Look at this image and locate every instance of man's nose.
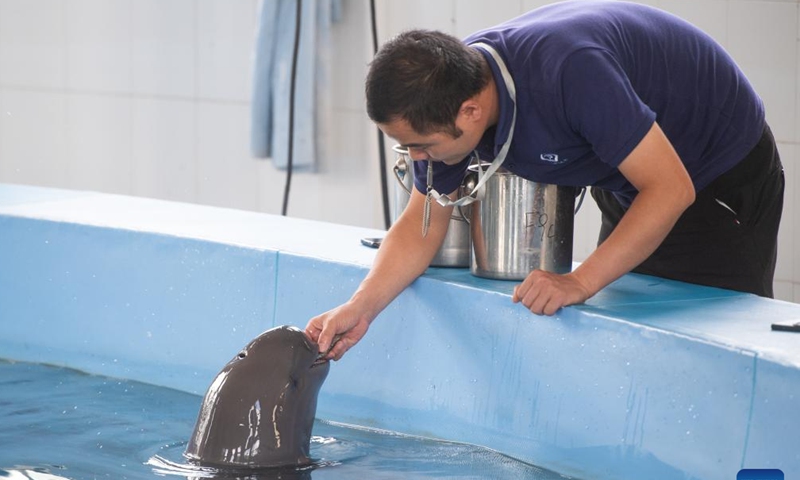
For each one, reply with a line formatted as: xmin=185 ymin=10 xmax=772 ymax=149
xmin=408 ymin=147 xmax=429 ymax=161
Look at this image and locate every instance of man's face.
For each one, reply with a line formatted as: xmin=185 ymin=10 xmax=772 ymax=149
xmin=378 ymin=116 xmax=482 ymax=166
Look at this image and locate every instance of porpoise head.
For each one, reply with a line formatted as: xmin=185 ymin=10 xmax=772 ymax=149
xmin=184 ymin=325 xmax=330 ymax=470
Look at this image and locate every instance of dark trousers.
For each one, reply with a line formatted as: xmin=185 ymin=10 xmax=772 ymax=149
xmin=591 ymin=124 xmax=784 ymax=298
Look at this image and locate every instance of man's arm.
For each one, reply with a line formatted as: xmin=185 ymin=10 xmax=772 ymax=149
xmin=306 ymin=187 xmax=454 ymax=360
xmin=512 ymin=121 xmax=695 ymax=314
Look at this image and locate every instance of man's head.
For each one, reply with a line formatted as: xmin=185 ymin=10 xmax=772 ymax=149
xmin=366 ymin=29 xmax=490 ymax=138
xmin=366 ymin=30 xmax=493 ymax=164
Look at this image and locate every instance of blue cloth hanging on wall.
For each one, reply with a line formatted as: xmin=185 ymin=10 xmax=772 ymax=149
xmin=250 ymin=0 xmax=341 ymax=171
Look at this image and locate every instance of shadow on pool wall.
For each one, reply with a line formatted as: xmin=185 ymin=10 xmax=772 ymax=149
xmin=0 ymin=183 xmax=798 ymax=480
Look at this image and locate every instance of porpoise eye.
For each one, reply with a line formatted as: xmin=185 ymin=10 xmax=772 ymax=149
xmin=237 ymin=352 xmax=247 ymax=359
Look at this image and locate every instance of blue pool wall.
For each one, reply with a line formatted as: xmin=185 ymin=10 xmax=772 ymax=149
xmin=0 ymin=183 xmax=798 ymax=480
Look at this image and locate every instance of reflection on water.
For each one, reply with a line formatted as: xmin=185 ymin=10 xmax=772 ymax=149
xmin=147 ymin=453 xmax=318 ymax=480
xmin=0 ymin=466 xmax=71 ymax=480
xmin=145 ymin=425 xmax=572 ymax=480
xmin=0 ymin=360 xmax=575 ymax=480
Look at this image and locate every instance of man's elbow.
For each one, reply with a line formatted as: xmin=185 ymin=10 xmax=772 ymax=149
xmin=679 ymin=180 xmax=696 ymax=211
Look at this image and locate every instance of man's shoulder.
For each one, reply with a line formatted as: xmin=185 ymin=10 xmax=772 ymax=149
xmin=464 ymin=1 xmax=681 ymax=52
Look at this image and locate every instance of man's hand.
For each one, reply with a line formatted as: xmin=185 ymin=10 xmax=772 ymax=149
xmin=305 ymin=302 xmax=372 ymax=361
xmin=305 ymin=188 xmax=454 ymax=361
xmin=513 ymin=122 xmax=695 ymax=316
xmin=512 ymin=270 xmax=591 ymax=315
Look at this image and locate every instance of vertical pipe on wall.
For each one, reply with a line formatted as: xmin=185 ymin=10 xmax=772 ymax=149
xmin=370 ymin=0 xmax=391 ymax=230
xmin=281 ymin=0 xmax=303 ymax=216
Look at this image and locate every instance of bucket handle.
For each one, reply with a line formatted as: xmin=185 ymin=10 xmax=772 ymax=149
xmin=454 ymin=204 xmax=470 ymax=224
xmin=393 ymin=157 xmax=412 ymax=195
xmin=392 ymin=152 xmax=470 ymax=224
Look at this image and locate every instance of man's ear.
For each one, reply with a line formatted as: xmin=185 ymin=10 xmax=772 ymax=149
xmin=459 ymin=99 xmax=482 ymax=123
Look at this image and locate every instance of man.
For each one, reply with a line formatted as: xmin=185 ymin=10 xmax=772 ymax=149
xmin=306 ymin=1 xmax=784 ymax=361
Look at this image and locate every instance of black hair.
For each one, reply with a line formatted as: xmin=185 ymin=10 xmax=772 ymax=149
xmin=365 ymin=29 xmax=490 ymax=136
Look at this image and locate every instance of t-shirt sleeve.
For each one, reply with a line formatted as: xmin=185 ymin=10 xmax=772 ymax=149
xmin=560 ymin=48 xmax=656 ymax=167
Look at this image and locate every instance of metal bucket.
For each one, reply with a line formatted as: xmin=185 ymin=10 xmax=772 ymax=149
xmin=469 ymin=165 xmax=580 ymax=280
xmin=392 ymin=146 xmax=472 ymax=267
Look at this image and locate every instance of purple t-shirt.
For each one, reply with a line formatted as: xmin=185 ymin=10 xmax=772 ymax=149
xmin=414 ymin=1 xmax=765 ymax=206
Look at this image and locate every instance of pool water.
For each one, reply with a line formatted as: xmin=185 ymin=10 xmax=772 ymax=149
xmin=0 ymin=360 xmax=576 ymax=479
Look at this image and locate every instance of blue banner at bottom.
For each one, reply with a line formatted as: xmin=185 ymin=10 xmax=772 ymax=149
xmin=737 ymin=469 xmax=784 ymax=480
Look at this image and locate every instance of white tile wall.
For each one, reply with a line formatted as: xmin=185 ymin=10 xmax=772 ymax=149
xmin=573 ymin=190 xmax=604 ymax=263
xmin=66 ymin=0 xmax=133 ymax=94
xmin=454 ymin=0 xmax=526 ymax=38
xmin=657 ymin=0 xmax=729 ymax=45
xmin=728 ymin=1 xmax=798 ymax=144
xmin=254 ymin=110 xmax=383 ymax=227
xmin=522 ymin=0 xmax=568 ymax=13
xmin=131 ymin=98 xmax=196 ymax=203
xmin=195 ymin=101 xmax=258 ymax=211
xmin=775 ymin=280 xmax=794 ymax=300
xmin=791 ymin=29 xmax=799 ymax=303
xmin=252 ymin=158 xmax=286 ymax=217
xmin=0 ymin=89 xmax=68 ymax=187
xmin=131 ymin=0 xmax=196 ymax=98
xmin=0 ymin=91 xmax=3 ymax=171
xmin=377 ymin=0 xmax=456 ymax=38
xmin=796 ymin=4 xmax=800 ymax=146
xmin=0 ymin=0 xmax=66 ymax=89
xmin=65 ymin=93 xmax=133 ymax=194
xmin=329 ymin=1 xmax=372 ymax=112
xmin=319 ymin=109 xmax=382 ymax=224
xmin=195 ymin=0 xmax=258 ymax=102
xmin=0 ymin=0 xmax=797 ymax=301
xmin=791 ymin=143 xmax=800 ymax=299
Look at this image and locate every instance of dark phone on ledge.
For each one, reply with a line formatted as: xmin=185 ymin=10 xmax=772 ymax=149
xmin=360 ymin=237 xmax=382 ymax=249
xmin=771 ymin=320 xmax=800 ymax=333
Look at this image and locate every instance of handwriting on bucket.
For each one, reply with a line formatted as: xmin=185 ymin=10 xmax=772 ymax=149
xmin=525 ymin=211 xmax=556 ymax=242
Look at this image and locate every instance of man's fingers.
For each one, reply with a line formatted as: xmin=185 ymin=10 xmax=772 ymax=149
xmin=513 ymin=282 xmax=532 ymax=303
xmin=330 ymin=337 xmax=350 ymax=361
xmin=319 ymin=319 xmax=347 ymax=356
xmin=529 ymin=293 xmax=549 ymax=316
xmin=519 ymin=283 xmax=541 ymax=313
xmin=304 ymin=324 xmax=320 ymax=342
xmin=544 ymin=302 xmax=562 ymax=316
xmin=317 ymin=336 xmax=331 ymax=357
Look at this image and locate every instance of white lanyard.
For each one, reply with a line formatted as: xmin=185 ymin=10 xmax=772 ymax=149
xmin=429 ymin=42 xmax=517 ymax=208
